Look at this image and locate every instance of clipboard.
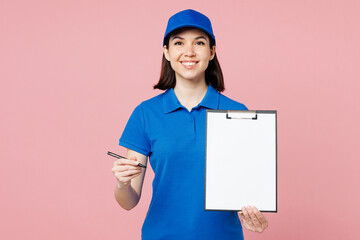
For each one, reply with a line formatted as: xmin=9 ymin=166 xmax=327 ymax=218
xmin=205 ymin=110 xmax=277 ymax=212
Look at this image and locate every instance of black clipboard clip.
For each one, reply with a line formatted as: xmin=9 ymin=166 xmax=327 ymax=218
xmin=226 ymin=110 xmax=257 ymax=120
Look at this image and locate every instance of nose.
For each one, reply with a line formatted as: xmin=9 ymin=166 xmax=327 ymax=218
xmin=184 ymin=44 xmax=195 ymax=57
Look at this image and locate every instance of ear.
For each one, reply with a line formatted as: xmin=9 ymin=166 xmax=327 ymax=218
xmin=210 ymin=45 xmax=216 ymax=61
xmin=163 ymin=46 xmax=170 ymax=61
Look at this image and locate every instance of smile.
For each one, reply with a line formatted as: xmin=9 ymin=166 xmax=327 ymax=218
xmin=180 ymin=61 xmax=198 ymax=69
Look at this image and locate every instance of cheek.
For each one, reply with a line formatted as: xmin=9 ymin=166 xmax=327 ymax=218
xmin=170 ymin=53 xmax=183 ymax=67
xmin=200 ymin=53 xmax=211 ymax=65
xmin=168 ymin=56 xmax=180 ymax=70
xmin=169 ymin=61 xmax=177 ymax=71
xmin=199 ymin=50 xmax=212 ymax=60
xmin=202 ymin=61 xmax=210 ymax=70
xmin=167 ymin=47 xmax=179 ymax=56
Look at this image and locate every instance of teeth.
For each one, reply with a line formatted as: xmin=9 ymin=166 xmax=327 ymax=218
xmin=182 ymin=62 xmax=196 ymax=66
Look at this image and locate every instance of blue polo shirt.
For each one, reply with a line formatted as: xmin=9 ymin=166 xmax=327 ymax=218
xmin=119 ymin=85 xmax=248 ymax=240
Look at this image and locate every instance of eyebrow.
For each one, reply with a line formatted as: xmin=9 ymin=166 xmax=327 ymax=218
xmin=170 ymin=36 xmax=208 ymax=42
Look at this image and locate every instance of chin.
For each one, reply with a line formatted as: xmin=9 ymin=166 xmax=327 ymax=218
xmin=181 ymin=76 xmax=204 ymax=82
xmin=176 ymin=72 xmax=205 ymax=82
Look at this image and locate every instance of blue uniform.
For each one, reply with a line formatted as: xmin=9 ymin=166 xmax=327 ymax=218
xmin=119 ymin=85 xmax=248 ymax=240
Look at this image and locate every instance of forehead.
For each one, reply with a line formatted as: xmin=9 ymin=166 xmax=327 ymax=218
xmin=170 ymin=28 xmax=209 ymax=40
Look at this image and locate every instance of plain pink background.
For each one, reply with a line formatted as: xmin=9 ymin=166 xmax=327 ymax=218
xmin=1 ymin=0 xmax=359 ymax=239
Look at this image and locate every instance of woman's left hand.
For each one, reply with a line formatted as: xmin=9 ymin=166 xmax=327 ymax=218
xmin=239 ymin=206 xmax=268 ymax=233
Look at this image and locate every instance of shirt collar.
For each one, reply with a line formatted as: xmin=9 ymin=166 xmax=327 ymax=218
xmin=163 ymin=88 xmax=183 ymax=114
xmin=163 ymin=85 xmax=220 ymax=114
xmin=198 ymin=85 xmax=220 ymax=110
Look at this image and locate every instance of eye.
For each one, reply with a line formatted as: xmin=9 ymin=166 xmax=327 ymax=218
xmin=174 ymin=41 xmax=183 ymax=46
xmin=196 ymin=41 xmax=205 ymax=45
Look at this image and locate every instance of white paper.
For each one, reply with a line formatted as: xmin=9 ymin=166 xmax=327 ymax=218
xmin=205 ymin=110 xmax=277 ymax=212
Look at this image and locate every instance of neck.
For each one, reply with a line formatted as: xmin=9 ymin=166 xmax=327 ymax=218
xmin=173 ymin=79 xmax=208 ymax=111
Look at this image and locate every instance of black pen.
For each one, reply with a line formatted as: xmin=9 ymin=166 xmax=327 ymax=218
xmin=107 ymin=151 xmax=147 ymax=168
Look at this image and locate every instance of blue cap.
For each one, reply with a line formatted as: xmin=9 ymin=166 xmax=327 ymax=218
xmin=163 ymin=9 xmax=216 ymax=46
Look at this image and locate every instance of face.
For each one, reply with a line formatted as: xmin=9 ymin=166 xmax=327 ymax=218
xmin=164 ymin=28 xmax=216 ymax=83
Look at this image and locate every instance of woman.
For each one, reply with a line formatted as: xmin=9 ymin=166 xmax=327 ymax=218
xmin=112 ymin=9 xmax=268 ymax=239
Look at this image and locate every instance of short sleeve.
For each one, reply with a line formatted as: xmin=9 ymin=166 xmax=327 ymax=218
xmin=119 ymin=104 xmax=151 ymax=156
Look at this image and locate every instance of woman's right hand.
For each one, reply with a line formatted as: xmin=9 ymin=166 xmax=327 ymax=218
xmin=112 ymin=156 xmax=142 ymax=189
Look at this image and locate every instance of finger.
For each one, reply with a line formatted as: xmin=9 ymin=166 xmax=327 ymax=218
xmin=114 ymin=170 xmax=142 ymax=182
xmin=241 ymin=207 xmax=255 ymax=232
xmin=241 ymin=207 xmax=252 ymax=223
xmin=248 ymin=206 xmax=263 ymax=232
xmin=115 ymin=171 xmax=142 ymax=183
xmin=241 ymin=218 xmax=253 ymax=231
xmin=112 ymin=165 xmax=141 ymax=172
xmin=125 ymin=171 xmax=142 ymax=179
xmin=114 ymin=158 xmax=141 ymax=166
xmin=112 ymin=164 xmax=141 ymax=171
xmin=239 ymin=211 xmax=252 ymax=231
xmin=252 ymin=206 xmax=268 ymax=230
xmin=253 ymin=206 xmax=268 ymax=229
xmin=120 ymin=169 xmax=142 ymax=177
xmin=116 ymin=174 xmax=140 ymax=184
xmin=112 ymin=168 xmax=142 ymax=178
xmin=128 ymin=156 xmax=146 ymax=168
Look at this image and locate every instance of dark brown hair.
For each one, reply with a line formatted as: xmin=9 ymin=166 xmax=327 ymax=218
xmin=153 ymin=28 xmax=225 ymax=92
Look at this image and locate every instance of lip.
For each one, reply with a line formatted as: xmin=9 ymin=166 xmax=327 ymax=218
xmin=180 ymin=61 xmax=199 ymax=63
xmin=180 ymin=61 xmax=199 ymax=69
